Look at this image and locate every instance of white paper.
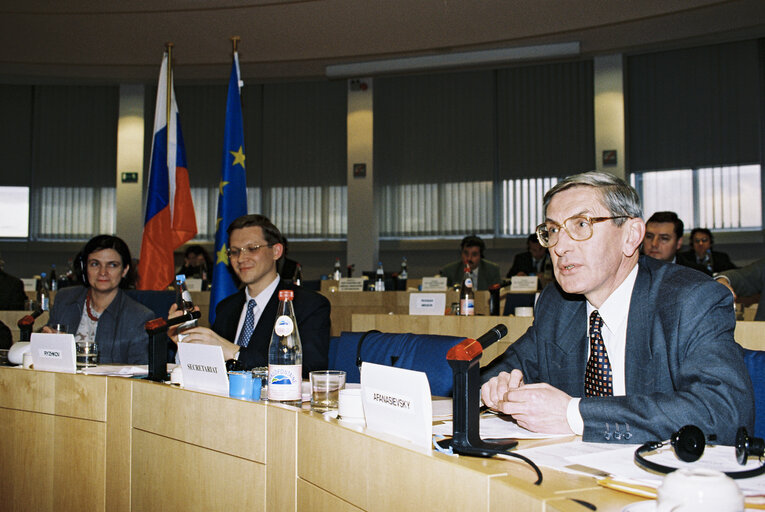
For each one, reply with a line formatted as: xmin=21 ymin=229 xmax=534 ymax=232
xmin=361 ymin=362 xmax=433 ymax=449
xmin=510 ymin=275 xmax=538 ymax=292
xmin=22 ymin=278 xmax=37 ymax=292
xmin=433 ymin=413 xmax=571 ymax=439
xmin=30 ymin=333 xmax=76 ymax=373
xmin=421 ymin=277 xmax=448 ymax=291
xmin=185 ymin=278 xmax=203 ymax=291
xmin=177 ymin=343 xmax=229 ymax=395
xmin=408 ymin=293 xmax=446 ymax=316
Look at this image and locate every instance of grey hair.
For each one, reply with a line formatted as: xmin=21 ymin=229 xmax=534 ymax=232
xmin=543 ymin=171 xmax=643 ymax=226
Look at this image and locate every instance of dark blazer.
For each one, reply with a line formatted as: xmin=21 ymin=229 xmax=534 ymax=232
xmin=0 ymin=269 xmax=27 ymax=310
xmin=483 ymin=255 xmax=754 ymax=444
xmin=212 ymin=280 xmax=331 ymax=375
xmin=720 ymin=258 xmax=765 ymax=321
xmin=506 ymin=252 xmax=551 ymax=278
xmin=47 ymin=286 xmax=154 ymax=364
xmin=439 ymin=259 xmax=501 ymax=291
xmin=677 ymin=249 xmax=736 ymax=276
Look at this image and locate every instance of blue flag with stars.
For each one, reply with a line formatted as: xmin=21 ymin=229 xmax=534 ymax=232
xmin=210 ymin=52 xmax=248 ymax=325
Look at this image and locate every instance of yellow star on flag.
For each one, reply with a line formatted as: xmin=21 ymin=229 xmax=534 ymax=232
xmin=217 ymin=244 xmax=229 ymax=266
xmin=230 ymin=146 xmax=246 ymax=169
xmin=218 ymin=180 xmax=229 ymax=196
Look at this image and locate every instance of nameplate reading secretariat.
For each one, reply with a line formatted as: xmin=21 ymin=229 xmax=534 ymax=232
xmin=409 ymin=293 xmax=446 ymax=316
xmin=361 ymin=362 xmax=432 ymax=449
xmin=338 ymin=277 xmax=365 ymax=292
xmin=177 ymin=343 xmax=229 ymax=396
xmin=30 ymin=333 xmax=76 ymax=373
xmin=421 ymin=277 xmax=448 ymax=292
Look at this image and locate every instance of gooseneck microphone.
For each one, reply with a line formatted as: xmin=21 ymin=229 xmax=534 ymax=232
xmin=475 ymin=324 xmax=509 ymax=350
xmin=18 ymin=308 xmax=45 ymax=341
xmin=144 ymin=310 xmax=202 ymax=382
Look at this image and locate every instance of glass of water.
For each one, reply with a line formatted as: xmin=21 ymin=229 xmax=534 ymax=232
xmin=76 ymin=340 xmax=98 ymax=368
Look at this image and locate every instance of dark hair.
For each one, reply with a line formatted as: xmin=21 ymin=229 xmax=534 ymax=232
xmin=184 ymin=244 xmax=207 ymax=258
xmin=79 ymin=235 xmax=132 ymax=288
xmin=690 ymin=227 xmax=713 ymax=245
xmin=460 ymin=235 xmax=486 ymax=258
xmin=646 ymin=211 xmax=683 ymax=240
xmin=227 ymin=214 xmax=285 ymax=248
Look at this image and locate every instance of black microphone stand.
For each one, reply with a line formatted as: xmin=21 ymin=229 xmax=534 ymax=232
xmin=143 ymin=310 xmax=201 ymax=382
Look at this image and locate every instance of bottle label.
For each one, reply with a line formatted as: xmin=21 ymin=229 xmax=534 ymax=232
xmin=464 ymin=278 xmax=473 ymax=288
xmin=460 ymin=298 xmax=474 ymax=316
xmin=268 ymin=364 xmax=302 ymax=401
xmin=274 ymin=315 xmax=294 ymax=336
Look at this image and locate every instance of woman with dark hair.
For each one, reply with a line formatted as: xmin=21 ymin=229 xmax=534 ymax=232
xmin=43 ymin=235 xmax=154 ymax=364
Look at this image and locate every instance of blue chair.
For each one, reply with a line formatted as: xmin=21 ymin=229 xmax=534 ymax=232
xmin=744 ymin=349 xmax=765 ymax=439
xmin=328 ymin=331 xmax=464 ymax=397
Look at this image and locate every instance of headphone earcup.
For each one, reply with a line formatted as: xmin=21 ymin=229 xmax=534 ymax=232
xmin=736 ymin=427 xmax=765 ymax=465
xmin=77 ymin=253 xmax=87 ymax=286
xmin=671 ymin=424 xmax=706 ymax=462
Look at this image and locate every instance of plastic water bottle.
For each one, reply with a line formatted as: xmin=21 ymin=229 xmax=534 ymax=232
xmin=332 ymin=258 xmax=342 ymax=281
xmin=49 ymin=264 xmax=58 ymax=291
xmin=267 ymin=290 xmax=303 ymax=405
xmin=399 ymin=257 xmax=408 ymax=281
xmin=38 ymin=272 xmax=50 ymax=311
xmin=459 ymin=265 xmax=475 ymax=316
xmin=375 ymin=262 xmax=385 ymax=291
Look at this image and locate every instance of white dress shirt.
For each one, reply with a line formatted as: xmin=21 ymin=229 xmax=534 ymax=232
xmin=234 ymin=274 xmax=281 ymax=344
xmin=566 ymin=264 xmax=638 ymax=434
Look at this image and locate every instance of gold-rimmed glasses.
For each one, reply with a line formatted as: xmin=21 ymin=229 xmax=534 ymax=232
xmin=226 ymin=243 xmax=274 ymax=259
xmin=536 ymin=215 xmax=629 ymax=248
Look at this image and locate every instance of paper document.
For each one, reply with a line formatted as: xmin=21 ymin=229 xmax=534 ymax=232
xmin=433 ymin=413 xmax=570 ymax=440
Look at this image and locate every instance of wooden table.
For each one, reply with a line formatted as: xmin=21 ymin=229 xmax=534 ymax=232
xmin=0 ymin=366 xmax=644 ymax=512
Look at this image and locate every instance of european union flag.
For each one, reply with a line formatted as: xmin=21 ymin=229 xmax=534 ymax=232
xmin=210 ymin=52 xmax=248 ymax=324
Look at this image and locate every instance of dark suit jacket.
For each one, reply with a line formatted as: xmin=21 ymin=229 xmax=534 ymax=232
xmin=0 ymin=270 xmax=27 ymax=310
xmin=677 ymin=249 xmax=736 ymax=276
xmin=483 ymin=255 xmax=754 ymax=444
xmin=720 ymin=258 xmax=765 ymax=321
xmin=212 ymin=281 xmax=330 ymax=375
xmin=439 ymin=259 xmax=501 ymax=291
xmin=507 ymin=252 xmax=551 ymax=278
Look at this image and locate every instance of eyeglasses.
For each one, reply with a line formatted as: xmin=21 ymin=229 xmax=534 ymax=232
xmin=226 ymin=243 xmax=274 ymax=259
xmin=87 ymin=260 xmax=123 ymax=271
xmin=536 ymin=215 xmax=630 ymax=248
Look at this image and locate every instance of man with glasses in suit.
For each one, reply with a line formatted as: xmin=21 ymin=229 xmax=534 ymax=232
xmin=481 ymin=171 xmax=753 ymax=444
xmin=169 ymin=214 xmax=330 ymax=376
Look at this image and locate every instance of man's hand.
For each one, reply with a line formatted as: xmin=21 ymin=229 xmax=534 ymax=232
xmin=715 ymin=277 xmax=737 ymax=300
xmin=40 ymin=325 xmax=55 ymax=334
xmin=481 ymin=370 xmax=524 ymax=409
xmin=177 ymin=326 xmax=240 ymax=361
xmin=496 ymin=383 xmax=573 ymax=434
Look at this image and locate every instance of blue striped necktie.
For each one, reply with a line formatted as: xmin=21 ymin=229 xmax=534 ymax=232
xmin=237 ymin=299 xmax=257 ymax=347
xmin=584 ymin=310 xmax=613 ymax=397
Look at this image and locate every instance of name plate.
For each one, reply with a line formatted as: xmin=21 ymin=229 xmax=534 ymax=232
xmin=421 ymin=276 xmax=448 ymax=291
xmin=361 ymin=362 xmax=432 ymax=449
xmin=177 ymin=343 xmax=229 ymax=395
xmin=30 ymin=333 xmax=76 ymax=373
xmin=511 ymin=275 xmax=538 ymax=292
xmin=185 ymin=278 xmax=203 ymax=291
xmin=408 ymin=293 xmax=446 ymax=316
xmin=22 ymin=278 xmax=37 ymax=292
xmin=338 ymin=277 xmax=365 ymax=292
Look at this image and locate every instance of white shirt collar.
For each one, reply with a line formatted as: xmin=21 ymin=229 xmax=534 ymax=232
xmin=586 ymin=264 xmax=639 ymax=334
xmin=245 ymin=274 xmax=281 ymax=310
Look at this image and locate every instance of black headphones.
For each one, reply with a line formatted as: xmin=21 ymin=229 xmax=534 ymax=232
xmin=634 ymin=425 xmax=765 ymax=479
xmin=76 ymin=251 xmax=88 ymax=286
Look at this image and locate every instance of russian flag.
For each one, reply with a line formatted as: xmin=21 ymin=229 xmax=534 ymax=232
xmin=209 ymin=51 xmax=248 ymax=323
xmin=138 ymin=51 xmax=197 ymax=290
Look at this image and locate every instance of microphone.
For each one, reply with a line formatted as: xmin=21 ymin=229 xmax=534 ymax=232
xmin=144 ymin=310 xmax=201 ymax=335
xmin=475 ymin=324 xmax=508 ymax=350
xmin=18 ymin=308 xmax=44 ymax=328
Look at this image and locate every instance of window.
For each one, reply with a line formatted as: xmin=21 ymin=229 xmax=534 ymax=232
xmin=500 ymin=177 xmax=559 ymax=236
xmin=32 ymin=187 xmax=115 ymax=241
xmin=0 ymin=186 xmax=30 ymax=238
xmin=631 ymin=164 xmax=761 ymax=230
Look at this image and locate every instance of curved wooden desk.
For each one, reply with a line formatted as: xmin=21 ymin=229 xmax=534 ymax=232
xmin=0 ymin=366 xmax=641 ymax=511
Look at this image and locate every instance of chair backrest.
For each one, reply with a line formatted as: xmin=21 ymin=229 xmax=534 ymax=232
xmin=124 ymin=290 xmax=176 ymax=320
xmin=744 ymin=349 xmax=765 ymax=439
xmin=329 ymin=331 xmax=464 ymax=397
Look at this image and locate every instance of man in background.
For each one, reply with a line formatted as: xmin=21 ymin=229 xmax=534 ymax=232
xmin=439 ymin=235 xmax=501 ymax=291
xmin=0 ymin=254 xmax=27 ymax=310
xmin=643 ymin=211 xmax=706 ymax=273
xmin=678 ymin=227 xmax=736 ymax=275
xmin=716 ymin=258 xmax=765 ymax=321
xmin=507 ymin=233 xmax=551 ymax=278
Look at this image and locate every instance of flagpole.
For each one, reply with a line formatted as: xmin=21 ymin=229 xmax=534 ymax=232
xmin=231 ymin=35 xmax=240 ymax=54
xmin=165 ymin=42 xmax=173 ymax=163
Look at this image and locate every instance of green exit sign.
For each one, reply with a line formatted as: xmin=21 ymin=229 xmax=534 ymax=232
xmin=121 ymin=172 xmax=138 ymax=183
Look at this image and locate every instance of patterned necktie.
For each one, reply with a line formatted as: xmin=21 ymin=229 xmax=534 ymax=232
xmin=237 ymin=299 xmax=257 ymax=348
xmin=584 ymin=310 xmax=613 ymax=397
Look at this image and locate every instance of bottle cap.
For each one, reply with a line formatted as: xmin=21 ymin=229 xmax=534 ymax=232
xmin=278 ymin=289 xmax=294 ymax=301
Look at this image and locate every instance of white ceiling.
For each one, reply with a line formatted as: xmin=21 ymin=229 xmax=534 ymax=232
xmin=1 ymin=0 xmax=764 ymax=83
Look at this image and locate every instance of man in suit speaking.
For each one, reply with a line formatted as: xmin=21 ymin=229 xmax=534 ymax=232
xmin=481 ymin=172 xmax=753 ymax=444
xmin=171 ymin=214 xmax=330 ymax=376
